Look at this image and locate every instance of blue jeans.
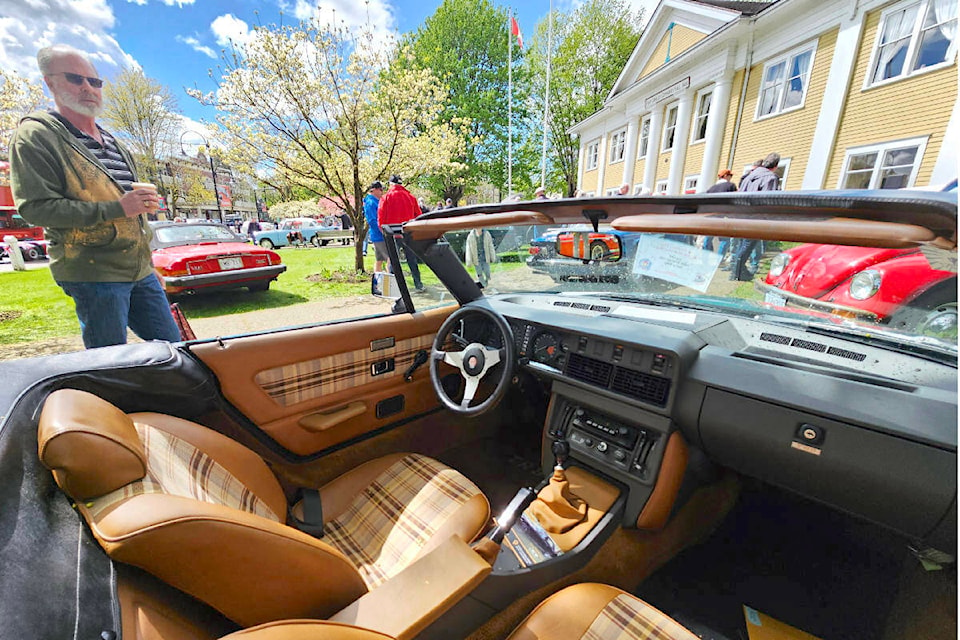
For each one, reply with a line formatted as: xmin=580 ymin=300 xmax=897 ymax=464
xmin=59 ymin=275 xmax=182 ymax=349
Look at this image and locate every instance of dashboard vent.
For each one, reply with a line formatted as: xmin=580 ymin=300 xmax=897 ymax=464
xmin=553 ymin=301 xmax=572 ymax=307
xmin=611 ymin=367 xmax=671 ymax=407
xmin=827 ymin=346 xmax=867 ymax=362
xmin=590 ymin=304 xmax=611 ymax=313
xmin=760 ymin=332 xmax=791 ymax=345
xmin=571 ymin=302 xmax=592 ymax=310
xmin=565 ymin=353 xmax=613 ymax=387
xmin=790 ymin=338 xmax=827 ymax=353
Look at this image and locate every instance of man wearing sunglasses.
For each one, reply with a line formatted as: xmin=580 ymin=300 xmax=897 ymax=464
xmin=8 ymin=44 xmax=181 ymax=349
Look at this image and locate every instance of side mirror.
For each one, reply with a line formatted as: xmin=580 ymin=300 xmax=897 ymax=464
xmin=371 ymin=271 xmax=402 ymax=299
xmin=555 ymin=231 xmax=622 ymax=262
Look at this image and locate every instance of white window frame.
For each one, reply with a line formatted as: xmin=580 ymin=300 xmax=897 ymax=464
xmin=609 ymin=129 xmax=627 ymax=164
xmin=638 ymin=116 xmax=651 ymax=159
xmin=633 ymin=183 xmax=650 ymax=195
xmin=754 ymin=42 xmax=818 ymax=121
xmin=661 ymin=103 xmax=679 ymax=152
xmin=683 ymin=175 xmax=700 ymax=193
xmin=586 ymin=140 xmax=599 ymax=170
xmin=690 ymin=88 xmax=713 ymax=144
xmin=654 ymin=179 xmax=668 ymax=194
xmin=837 ymin=138 xmax=928 ymax=190
xmin=605 ymin=187 xmax=621 ymax=196
xmin=865 ymin=0 xmax=958 ymax=89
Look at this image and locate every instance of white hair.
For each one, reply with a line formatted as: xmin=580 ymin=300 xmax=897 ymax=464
xmin=37 ymin=45 xmax=96 ymax=75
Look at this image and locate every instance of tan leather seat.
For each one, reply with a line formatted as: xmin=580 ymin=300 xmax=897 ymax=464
xmin=217 ymin=584 xmax=698 ymax=639
xmin=37 ymin=388 xmax=490 ymax=628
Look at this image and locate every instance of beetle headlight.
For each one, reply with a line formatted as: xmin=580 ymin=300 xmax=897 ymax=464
xmin=768 ymin=253 xmax=790 ymax=277
xmin=849 ymin=270 xmax=882 ymax=300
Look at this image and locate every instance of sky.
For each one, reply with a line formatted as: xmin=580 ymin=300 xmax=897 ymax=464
xmin=0 ymin=0 xmax=657 ymax=138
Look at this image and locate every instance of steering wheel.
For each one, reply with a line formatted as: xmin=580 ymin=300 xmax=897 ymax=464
xmin=430 ymin=305 xmax=516 ymax=416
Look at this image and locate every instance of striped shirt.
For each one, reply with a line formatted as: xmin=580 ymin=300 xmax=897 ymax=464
xmin=52 ymin=111 xmax=135 ymax=192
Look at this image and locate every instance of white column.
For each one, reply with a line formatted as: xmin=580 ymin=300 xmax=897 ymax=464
xmin=697 ymin=76 xmax=734 ymax=192
xmin=621 ymin=115 xmax=640 ymax=190
xmin=642 ymin=107 xmax=664 ymax=193
xmin=801 ymin=10 xmax=864 ymax=189
xmin=576 ymin=140 xmax=586 ymax=193
xmin=666 ymin=92 xmax=694 ymax=194
xmin=596 ymin=132 xmax=608 ymax=195
xmin=930 ymin=99 xmax=960 ymax=187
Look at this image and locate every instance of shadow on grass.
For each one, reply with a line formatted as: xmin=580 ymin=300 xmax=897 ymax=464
xmin=170 ymin=289 xmax=310 ymax=319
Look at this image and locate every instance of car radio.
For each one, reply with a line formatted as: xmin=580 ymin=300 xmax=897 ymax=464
xmin=558 ymin=405 xmax=660 ymax=479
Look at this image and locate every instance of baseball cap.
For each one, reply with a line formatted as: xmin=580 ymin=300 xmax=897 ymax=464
xmin=367 ymin=181 xmax=383 ymax=191
xmin=389 ymin=175 xmax=403 ymax=185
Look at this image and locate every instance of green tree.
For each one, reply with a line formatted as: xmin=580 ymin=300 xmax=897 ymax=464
xmin=524 ymin=0 xmax=645 ymax=196
xmin=0 ymin=70 xmax=48 ymax=160
xmin=191 ymin=18 xmax=467 ymax=271
xmin=101 ymin=68 xmax=182 ymax=204
xmin=400 ymin=0 xmax=529 ymax=204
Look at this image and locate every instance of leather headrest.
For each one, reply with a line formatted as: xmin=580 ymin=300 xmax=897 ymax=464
xmin=38 ymin=389 xmax=147 ymax=500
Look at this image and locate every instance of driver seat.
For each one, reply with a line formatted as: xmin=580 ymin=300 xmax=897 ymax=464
xmin=37 ymin=388 xmax=490 ymax=628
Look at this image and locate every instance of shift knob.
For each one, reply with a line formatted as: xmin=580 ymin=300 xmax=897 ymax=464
xmin=552 ymin=439 xmax=570 ymax=467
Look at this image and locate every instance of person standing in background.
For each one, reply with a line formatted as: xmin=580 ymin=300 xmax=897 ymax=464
xmin=731 ymin=153 xmax=781 ymax=281
xmin=377 ymin=175 xmax=424 ymax=292
xmin=9 ymin=44 xmax=180 ymax=349
xmin=363 ymin=181 xmax=386 ymax=272
xmin=703 ymin=169 xmax=738 ymax=255
xmin=465 ymin=228 xmax=496 ymax=288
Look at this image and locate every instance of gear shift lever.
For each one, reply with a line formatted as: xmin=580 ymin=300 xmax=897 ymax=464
xmin=552 ymin=439 xmax=570 ymax=468
xmin=530 ymin=437 xmax=588 ymax=533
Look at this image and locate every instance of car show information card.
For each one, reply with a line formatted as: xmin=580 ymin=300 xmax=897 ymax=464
xmin=632 ymin=235 xmax=722 ymax=293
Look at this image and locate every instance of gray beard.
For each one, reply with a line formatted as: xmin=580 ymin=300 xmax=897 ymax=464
xmin=58 ymin=92 xmax=102 ymax=118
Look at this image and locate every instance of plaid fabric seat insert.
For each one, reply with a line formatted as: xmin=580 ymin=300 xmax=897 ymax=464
xmin=583 ymin=594 xmax=698 ymax=640
xmin=322 ymin=454 xmax=483 ymax=589
xmin=87 ymin=424 xmax=281 ymax=522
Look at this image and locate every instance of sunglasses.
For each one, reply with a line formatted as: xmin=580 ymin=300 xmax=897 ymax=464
xmin=55 ymin=72 xmax=104 ymax=88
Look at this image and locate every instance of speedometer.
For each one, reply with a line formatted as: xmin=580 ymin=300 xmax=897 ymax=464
xmin=530 ymin=331 xmax=561 ymax=365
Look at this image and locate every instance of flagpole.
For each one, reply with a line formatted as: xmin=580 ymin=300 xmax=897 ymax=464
xmin=540 ymin=0 xmax=553 ymax=189
xmin=508 ymin=10 xmax=513 ymax=198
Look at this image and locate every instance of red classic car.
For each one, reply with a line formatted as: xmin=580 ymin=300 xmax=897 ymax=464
xmin=555 ymin=229 xmax=621 ymax=261
xmin=758 ymin=244 xmax=956 ymax=337
xmin=150 ymin=222 xmax=286 ymax=296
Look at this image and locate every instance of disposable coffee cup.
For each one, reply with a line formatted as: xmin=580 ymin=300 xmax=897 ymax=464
xmin=131 ymin=182 xmax=158 ymax=209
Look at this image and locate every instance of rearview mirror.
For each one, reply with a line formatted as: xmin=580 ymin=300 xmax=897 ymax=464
xmin=371 ymin=271 xmax=402 ymax=299
xmin=555 ymin=231 xmax=622 ymax=262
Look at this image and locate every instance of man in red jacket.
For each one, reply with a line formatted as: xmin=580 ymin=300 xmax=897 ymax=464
xmin=377 ymin=175 xmax=424 ymax=291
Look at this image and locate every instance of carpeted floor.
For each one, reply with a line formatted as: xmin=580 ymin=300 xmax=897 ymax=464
xmin=634 ymin=481 xmax=909 ymax=640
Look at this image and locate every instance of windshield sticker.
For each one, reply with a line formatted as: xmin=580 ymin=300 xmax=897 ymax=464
xmin=632 ymin=235 xmax=722 ymax=292
xmin=614 ymin=306 xmax=696 ymax=325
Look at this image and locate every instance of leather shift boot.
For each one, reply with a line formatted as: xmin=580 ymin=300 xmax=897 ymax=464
xmin=529 ymin=467 xmax=588 ymax=533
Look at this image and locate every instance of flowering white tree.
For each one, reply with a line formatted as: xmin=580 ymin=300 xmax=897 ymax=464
xmin=0 ymin=70 xmax=47 ymax=160
xmin=191 ymin=17 xmax=468 ymax=271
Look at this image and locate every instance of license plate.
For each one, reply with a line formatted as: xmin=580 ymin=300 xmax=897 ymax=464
xmin=218 ymin=257 xmax=243 ymax=270
xmin=764 ymin=291 xmax=787 ymax=307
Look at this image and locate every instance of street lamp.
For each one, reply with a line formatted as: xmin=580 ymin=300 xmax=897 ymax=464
xmin=179 ymin=130 xmax=224 ymax=223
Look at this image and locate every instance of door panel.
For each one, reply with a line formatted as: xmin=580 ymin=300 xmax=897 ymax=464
xmin=189 ymin=306 xmax=456 ymax=456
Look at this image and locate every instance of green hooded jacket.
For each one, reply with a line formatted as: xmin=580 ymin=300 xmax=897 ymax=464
xmin=8 ymin=111 xmax=154 ymax=283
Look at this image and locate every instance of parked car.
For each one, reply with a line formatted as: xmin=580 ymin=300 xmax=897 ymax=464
xmin=253 ymin=217 xmax=351 ymax=248
xmin=527 ymin=226 xmax=641 ymax=284
xmin=758 ymin=243 xmax=957 ymax=337
xmin=150 ymin=221 xmax=286 ymax=296
xmin=0 ymin=237 xmax=47 ymax=261
xmin=1 ymin=192 xmax=955 ymax=640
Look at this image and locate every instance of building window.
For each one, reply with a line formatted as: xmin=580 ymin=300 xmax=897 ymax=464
xmin=683 ymin=176 xmax=699 ymax=193
xmin=605 ymin=187 xmax=621 ymax=196
xmin=756 ymin=44 xmax=816 ymax=119
xmin=638 ymin=117 xmax=651 ymax=159
xmin=609 ymin=129 xmax=627 ymax=163
xmin=691 ymin=90 xmax=713 ymax=143
xmin=655 ymin=179 xmax=668 ymax=194
xmin=661 ymin=103 xmax=679 ymax=151
xmin=840 ymin=139 xmax=926 ymax=189
xmin=586 ymin=141 xmax=599 ymax=170
xmin=869 ymin=0 xmax=958 ymax=86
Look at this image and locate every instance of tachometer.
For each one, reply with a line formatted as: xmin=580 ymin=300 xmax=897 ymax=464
xmin=530 ymin=331 xmax=561 ymax=365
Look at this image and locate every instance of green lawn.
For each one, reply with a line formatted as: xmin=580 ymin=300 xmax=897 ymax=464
xmin=0 ymin=246 xmax=379 ymax=345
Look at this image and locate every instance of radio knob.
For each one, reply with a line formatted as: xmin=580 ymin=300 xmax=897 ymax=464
xmin=596 ymin=442 xmax=608 ymax=453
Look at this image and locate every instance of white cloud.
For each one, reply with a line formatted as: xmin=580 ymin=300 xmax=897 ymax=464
xmin=211 ymin=13 xmax=251 ymax=49
xmin=0 ymin=0 xmax=133 ymax=84
xmin=176 ymin=35 xmax=217 ymax=59
xmin=282 ymin=0 xmax=396 ymax=46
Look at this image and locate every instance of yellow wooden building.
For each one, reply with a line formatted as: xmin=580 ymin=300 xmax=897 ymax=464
xmin=570 ymin=0 xmax=958 ymax=195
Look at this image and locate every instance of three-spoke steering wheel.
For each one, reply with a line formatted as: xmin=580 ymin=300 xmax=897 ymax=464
xmin=430 ymin=306 xmax=516 ymax=416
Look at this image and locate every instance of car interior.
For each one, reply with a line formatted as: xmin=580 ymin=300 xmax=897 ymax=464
xmin=0 ymin=192 xmax=955 ymax=640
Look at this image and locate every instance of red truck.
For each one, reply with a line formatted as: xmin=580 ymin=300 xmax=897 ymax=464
xmin=0 ymin=160 xmax=47 ymax=260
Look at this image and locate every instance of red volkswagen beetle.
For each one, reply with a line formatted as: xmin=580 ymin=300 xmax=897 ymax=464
xmin=150 ymin=221 xmax=286 ymax=296
xmin=758 ymin=243 xmax=956 ymax=338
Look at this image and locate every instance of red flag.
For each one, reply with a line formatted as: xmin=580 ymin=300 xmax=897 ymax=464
xmin=511 ymin=16 xmax=523 ymax=49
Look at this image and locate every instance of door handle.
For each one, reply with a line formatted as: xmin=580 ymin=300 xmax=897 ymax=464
xmin=299 ymin=401 xmax=367 ymax=432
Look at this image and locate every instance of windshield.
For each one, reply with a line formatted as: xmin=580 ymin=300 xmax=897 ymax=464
xmin=430 ymin=224 xmax=957 ymax=353
xmin=154 ymin=224 xmax=240 ymax=244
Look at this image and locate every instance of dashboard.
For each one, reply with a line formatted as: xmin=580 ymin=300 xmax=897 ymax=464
xmin=476 ymin=293 xmax=957 ymax=551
